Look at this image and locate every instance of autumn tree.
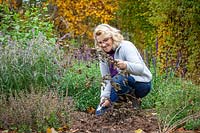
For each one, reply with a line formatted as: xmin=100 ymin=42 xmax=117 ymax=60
xmin=148 ymin=0 xmax=200 ymax=83
xmin=114 ymin=0 xmax=155 ymax=51
xmin=48 ymin=0 xmax=118 ymax=46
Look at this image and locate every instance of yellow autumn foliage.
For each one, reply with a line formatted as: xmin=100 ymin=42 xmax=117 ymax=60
xmin=0 ymin=0 xmax=22 ymax=9
xmin=49 ymin=0 xmax=118 ymax=42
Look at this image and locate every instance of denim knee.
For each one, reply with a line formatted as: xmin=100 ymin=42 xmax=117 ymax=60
xmin=111 ymin=74 xmax=135 ymax=95
xmin=112 ymin=74 xmax=136 ymax=87
xmin=134 ymin=82 xmax=151 ymax=98
xmin=110 ymin=88 xmax=118 ymax=102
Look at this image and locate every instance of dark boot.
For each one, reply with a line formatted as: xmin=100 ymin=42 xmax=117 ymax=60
xmin=132 ymin=97 xmax=141 ymax=109
xmin=129 ymin=88 xmax=141 ymax=109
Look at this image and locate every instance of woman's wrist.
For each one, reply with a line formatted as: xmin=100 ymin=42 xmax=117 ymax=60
xmin=101 ymin=97 xmax=109 ymax=103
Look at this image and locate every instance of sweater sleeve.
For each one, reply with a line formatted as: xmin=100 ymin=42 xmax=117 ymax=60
xmin=122 ymin=42 xmax=145 ymax=75
xmin=99 ymin=61 xmax=112 ymax=98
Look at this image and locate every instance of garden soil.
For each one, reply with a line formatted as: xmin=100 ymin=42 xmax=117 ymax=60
xmin=70 ymin=102 xmax=159 ymax=133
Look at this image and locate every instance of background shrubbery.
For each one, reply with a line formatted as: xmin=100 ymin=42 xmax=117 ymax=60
xmin=0 ymin=4 xmax=55 ymax=44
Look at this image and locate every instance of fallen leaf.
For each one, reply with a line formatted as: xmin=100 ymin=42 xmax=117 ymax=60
xmin=46 ymin=128 xmax=58 ymax=133
xmin=46 ymin=128 xmax=52 ymax=133
xmin=87 ymin=107 xmax=95 ymax=114
xmin=176 ymin=127 xmax=185 ymax=131
xmin=151 ymin=113 xmax=157 ymax=116
xmin=70 ymin=128 xmax=79 ymax=133
xmin=134 ymin=129 xmax=145 ymax=133
xmin=62 ymin=125 xmax=70 ymax=131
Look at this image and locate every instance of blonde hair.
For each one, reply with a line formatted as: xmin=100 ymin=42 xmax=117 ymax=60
xmin=93 ymin=24 xmax=124 ymax=51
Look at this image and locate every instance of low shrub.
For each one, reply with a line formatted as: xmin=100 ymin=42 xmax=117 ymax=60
xmin=0 ymin=34 xmax=66 ymax=95
xmin=0 ymin=88 xmax=73 ymax=132
xmin=60 ymin=61 xmax=101 ymax=111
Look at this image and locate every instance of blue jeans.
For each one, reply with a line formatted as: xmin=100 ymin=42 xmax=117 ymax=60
xmin=110 ymin=74 xmax=151 ymax=102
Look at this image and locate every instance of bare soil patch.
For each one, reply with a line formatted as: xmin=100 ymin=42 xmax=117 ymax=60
xmin=70 ymin=103 xmax=159 ymax=133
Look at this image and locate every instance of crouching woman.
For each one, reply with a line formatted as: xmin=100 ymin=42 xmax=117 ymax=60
xmin=93 ymin=24 xmax=152 ymax=116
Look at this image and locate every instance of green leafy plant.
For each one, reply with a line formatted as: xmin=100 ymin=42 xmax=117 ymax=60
xmin=60 ymin=61 xmax=101 ymax=111
xmin=0 ymin=4 xmax=55 ymax=45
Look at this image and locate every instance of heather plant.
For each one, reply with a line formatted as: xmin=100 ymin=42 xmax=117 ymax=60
xmin=0 ymin=33 xmax=66 ymax=95
xmin=0 ymin=87 xmax=73 ymax=132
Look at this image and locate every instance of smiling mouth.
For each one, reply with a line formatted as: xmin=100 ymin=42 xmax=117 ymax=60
xmin=103 ymin=47 xmax=108 ymax=49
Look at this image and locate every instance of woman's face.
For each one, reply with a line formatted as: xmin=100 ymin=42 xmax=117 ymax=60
xmin=96 ymin=36 xmax=113 ymax=53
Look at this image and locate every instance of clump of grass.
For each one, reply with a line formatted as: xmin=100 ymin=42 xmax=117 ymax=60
xmin=156 ymin=78 xmax=200 ymax=131
xmin=0 ymin=87 xmax=73 ymax=132
xmin=142 ymin=75 xmax=200 ymax=132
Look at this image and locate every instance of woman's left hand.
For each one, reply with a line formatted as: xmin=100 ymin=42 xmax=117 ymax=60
xmin=115 ymin=59 xmax=127 ymax=70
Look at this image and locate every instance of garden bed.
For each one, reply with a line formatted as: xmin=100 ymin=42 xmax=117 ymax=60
xmin=70 ymin=103 xmax=159 ymax=133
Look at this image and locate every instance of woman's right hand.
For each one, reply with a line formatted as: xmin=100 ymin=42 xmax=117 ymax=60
xmin=100 ymin=97 xmax=111 ymax=107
